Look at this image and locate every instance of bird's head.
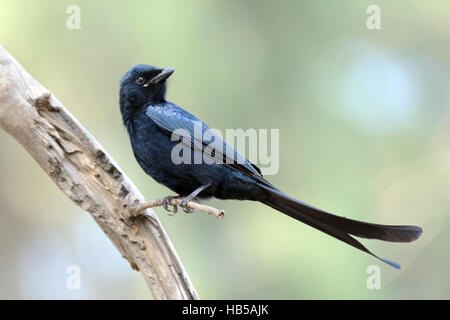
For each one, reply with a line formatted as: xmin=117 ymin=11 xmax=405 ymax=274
xmin=119 ymin=64 xmax=175 ymax=125
xmin=120 ymin=64 xmax=175 ymax=104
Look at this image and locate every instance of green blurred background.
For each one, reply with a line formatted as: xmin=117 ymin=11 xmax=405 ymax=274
xmin=0 ymin=0 xmax=449 ymax=299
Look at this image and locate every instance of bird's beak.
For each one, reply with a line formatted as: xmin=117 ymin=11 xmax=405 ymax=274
xmin=146 ymin=67 xmax=176 ymax=86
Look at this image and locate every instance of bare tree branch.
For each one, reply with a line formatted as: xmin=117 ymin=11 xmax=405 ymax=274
xmin=0 ymin=45 xmax=199 ymax=300
xmin=136 ymin=198 xmax=226 ymax=219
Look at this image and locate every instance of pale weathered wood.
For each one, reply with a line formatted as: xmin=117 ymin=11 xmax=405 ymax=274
xmin=137 ymin=198 xmax=226 ymax=219
xmin=0 ymin=45 xmax=199 ymax=300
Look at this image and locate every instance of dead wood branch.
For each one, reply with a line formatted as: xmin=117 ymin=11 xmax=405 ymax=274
xmin=0 ymin=45 xmax=198 ymax=300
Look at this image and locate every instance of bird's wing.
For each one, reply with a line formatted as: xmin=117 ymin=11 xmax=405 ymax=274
xmin=146 ymin=103 xmax=274 ymax=187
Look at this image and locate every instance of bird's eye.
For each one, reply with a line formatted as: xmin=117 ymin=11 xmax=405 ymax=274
xmin=136 ymin=76 xmax=145 ymax=85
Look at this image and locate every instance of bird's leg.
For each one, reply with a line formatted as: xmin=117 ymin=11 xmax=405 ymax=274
xmin=162 ymin=195 xmax=183 ymax=216
xmin=180 ymin=184 xmax=211 ymax=213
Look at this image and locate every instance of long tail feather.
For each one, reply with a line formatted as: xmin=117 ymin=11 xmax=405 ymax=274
xmin=260 ymin=186 xmax=422 ymax=269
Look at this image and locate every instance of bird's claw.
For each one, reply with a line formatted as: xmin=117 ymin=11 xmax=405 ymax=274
xmin=162 ymin=196 xmax=178 ymax=216
xmin=180 ymin=199 xmax=195 ymax=214
xmin=161 ymin=195 xmax=195 ymax=215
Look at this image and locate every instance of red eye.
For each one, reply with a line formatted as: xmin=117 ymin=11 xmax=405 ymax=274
xmin=136 ymin=76 xmax=145 ymax=84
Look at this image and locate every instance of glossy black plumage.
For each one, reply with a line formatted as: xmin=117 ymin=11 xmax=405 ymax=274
xmin=119 ymin=64 xmax=422 ymax=269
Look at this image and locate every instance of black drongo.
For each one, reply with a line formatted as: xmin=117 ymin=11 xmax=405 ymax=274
xmin=119 ymin=64 xmax=422 ymax=269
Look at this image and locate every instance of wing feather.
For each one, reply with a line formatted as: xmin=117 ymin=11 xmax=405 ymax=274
xmin=145 ymin=103 xmax=273 ymax=187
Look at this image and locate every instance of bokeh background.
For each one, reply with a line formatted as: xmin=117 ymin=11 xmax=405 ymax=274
xmin=0 ymin=0 xmax=449 ymax=299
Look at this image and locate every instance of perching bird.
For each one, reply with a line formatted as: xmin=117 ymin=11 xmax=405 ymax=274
xmin=119 ymin=64 xmax=422 ymax=269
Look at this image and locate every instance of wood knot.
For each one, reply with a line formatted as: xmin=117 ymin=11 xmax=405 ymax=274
xmin=33 ymin=92 xmax=60 ymax=112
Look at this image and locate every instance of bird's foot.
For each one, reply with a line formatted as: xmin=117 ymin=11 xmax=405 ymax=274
xmin=162 ymin=196 xmax=180 ymax=216
xmin=161 ymin=195 xmax=195 ymax=215
xmin=180 ymin=198 xmax=195 ymax=214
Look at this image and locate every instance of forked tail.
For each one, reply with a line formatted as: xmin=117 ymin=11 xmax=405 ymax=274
xmin=260 ymin=186 xmax=422 ymax=269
